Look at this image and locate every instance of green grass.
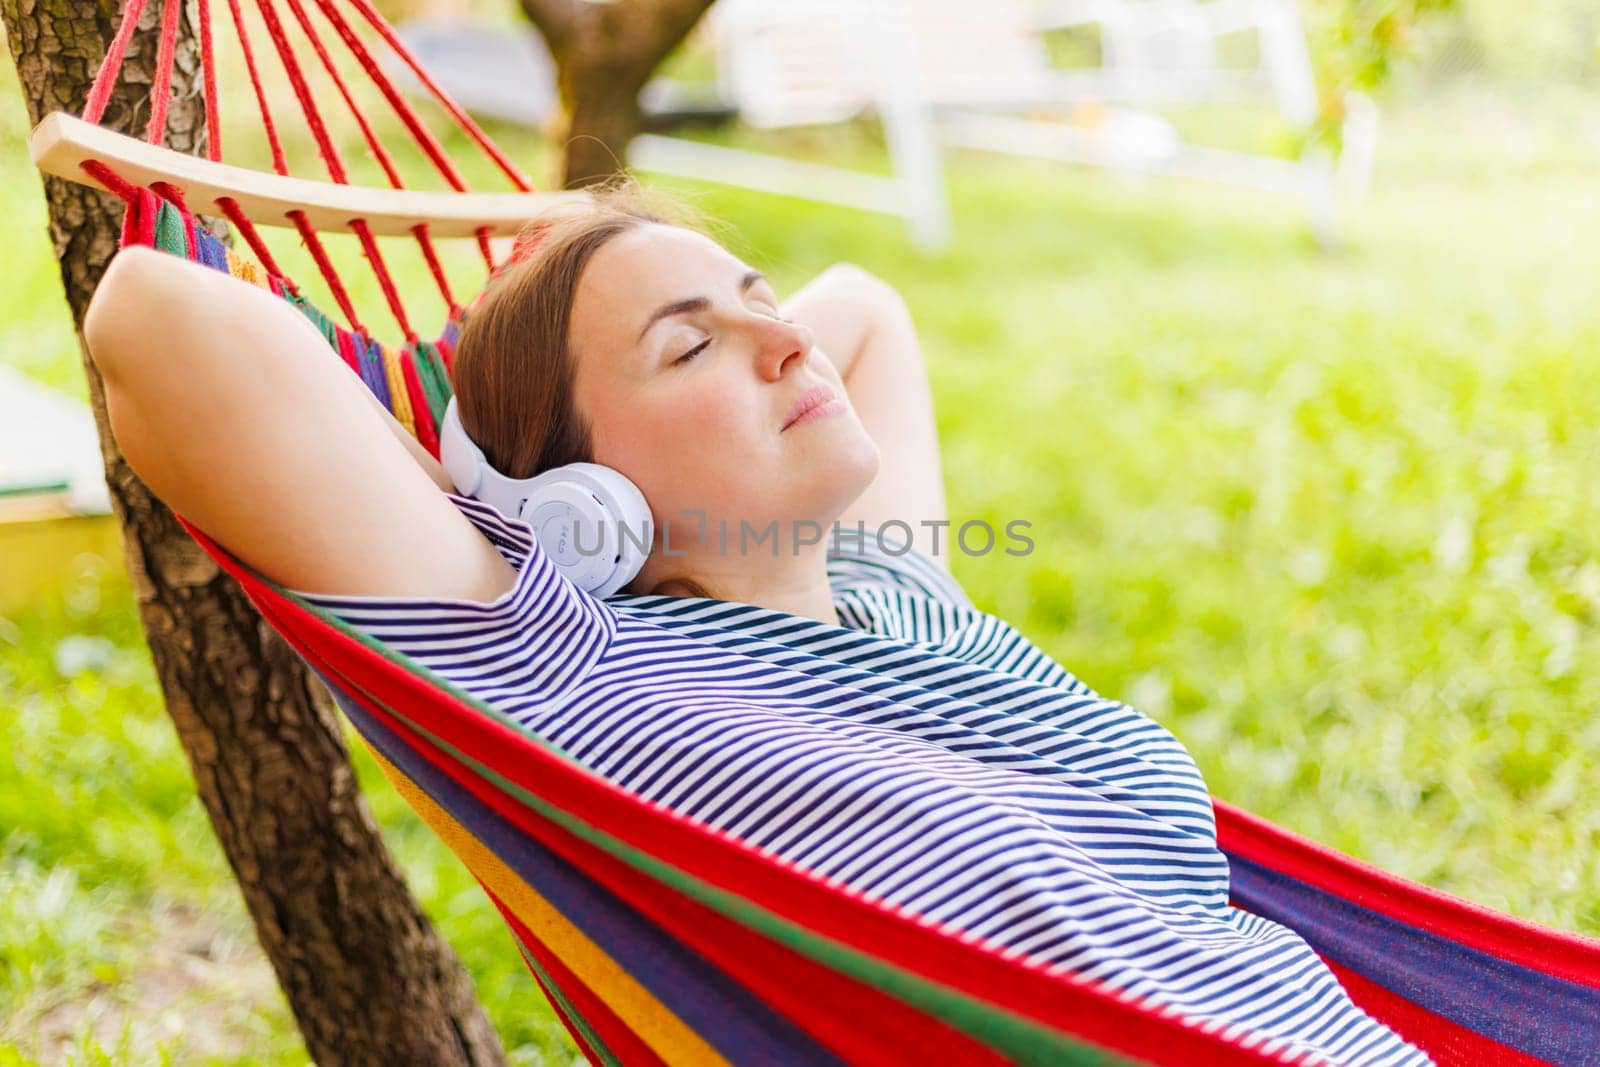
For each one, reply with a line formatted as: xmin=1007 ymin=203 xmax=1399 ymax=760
xmin=4 ymin=25 xmax=1600 ymax=1063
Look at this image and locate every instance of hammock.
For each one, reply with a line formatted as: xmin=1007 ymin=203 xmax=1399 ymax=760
xmin=31 ymin=0 xmax=1600 ymax=1063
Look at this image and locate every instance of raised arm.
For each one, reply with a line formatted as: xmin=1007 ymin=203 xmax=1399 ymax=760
xmin=782 ymin=263 xmax=950 ymax=568
xmin=85 ymin=246 xmax=516 ymax=603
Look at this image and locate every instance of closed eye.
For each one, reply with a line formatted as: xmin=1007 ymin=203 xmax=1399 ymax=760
xmin=674 ymin=338 xmax=711 ymax=366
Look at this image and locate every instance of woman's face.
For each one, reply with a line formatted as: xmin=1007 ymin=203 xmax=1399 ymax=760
xmin=569 ymin=223 xmax=880 ymax=555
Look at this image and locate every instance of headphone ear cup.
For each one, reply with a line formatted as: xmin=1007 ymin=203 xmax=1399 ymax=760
xmin=519 ymin=463 xmax=653 ymax=598
xmin=438 ymin=398 xmax=652 ymax=597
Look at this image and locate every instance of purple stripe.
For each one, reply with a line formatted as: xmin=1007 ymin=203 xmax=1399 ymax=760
xmin=317 ymin=673 xmax=844 ymax=1067
xmin=196 ymin=229 xmax=232 ymax=273
xmin=1228 ymin=852 xmax=1600 ymax=1064
xmin=356 ymin=334 xmax=391 ymax=410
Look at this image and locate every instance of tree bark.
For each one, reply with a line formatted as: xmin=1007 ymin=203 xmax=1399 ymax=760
xmin=1 ymin=1 xmax=507 ymax=1063
xmin=521 ymin=0 xmax=716 ymax=188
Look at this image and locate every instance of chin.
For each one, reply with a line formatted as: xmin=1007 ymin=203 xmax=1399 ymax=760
xmin=814 ymin=431 xmax=882 ymax=517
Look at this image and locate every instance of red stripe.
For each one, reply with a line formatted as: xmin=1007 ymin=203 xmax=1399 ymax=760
xmin=346 ymin=683 xmax=1019 ymax=1067
xmin=1323 ymin=959 xmax=1549 ymax=1067
xmin=333 ymin=329 xmax=359 ymax=375
xmin=398 ymin=349 xmax=440 ymax=457
xmin=524 ymin=955 xmax=604 ymax=1067
xmin=485 ymin=892 xmax=661 ymax=1067
xmin=1216 ymin=800 xmax=1600 ymax=989
xmin=478 ymin=886 xmax=600 ymax=1062
xmin=204 ymin=544 xmax=1300 ymax=1067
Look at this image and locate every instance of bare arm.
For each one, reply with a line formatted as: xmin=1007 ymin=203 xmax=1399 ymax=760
xmin=782 ymin=263 xmax=950 ymax=567
xmin=85 ymin=246 xmax=515 ymax=603
xmin=362 ymin=383 xmax=455 ymax=493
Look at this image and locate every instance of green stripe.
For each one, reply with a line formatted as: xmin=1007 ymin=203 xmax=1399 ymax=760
xmin=144 ymin=228 xmax=453 ymax=409
xmin=427 ymin=722 xmax=1127 ymax=1066
xmin=408 ymin=339 xmax=453 ymax=430
xmin=154 ymin=201 xmax=187 ymax=256
xmin=280 ymin=287 xmax=340 ymax=354
xmin=0 ymin=479 xmax=70 ymax=497
xmin=277 ymin=586 xmax=1130 ymax=1066
xmin=513 ymin=936 xmax=622 ymax=1067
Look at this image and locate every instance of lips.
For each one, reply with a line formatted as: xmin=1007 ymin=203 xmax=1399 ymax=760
xmin=782 ymin=384 xmax=838 ymax=431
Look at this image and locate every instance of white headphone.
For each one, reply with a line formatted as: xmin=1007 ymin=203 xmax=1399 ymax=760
xmin=438 ymin=397 xmax=654 ymax=597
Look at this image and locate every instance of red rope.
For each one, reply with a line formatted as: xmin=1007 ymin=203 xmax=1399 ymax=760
xmin=217 ymin=197 xmax=288 ymax=279
xmin=412 ymin=224 xmax=461 ymax=317
xmin=197 ymin=0 xmax=222 ymax=161
xmin=255 ymin=0 xmax=427 ymax=335
xmin=252 ymin=0 xmax=349 ymax=182
xmin=280 ymin=0 xmax=404 ymax=187
xmin=351 ymin=219 xmax=415 ymax=341
xmin=80 ymin=0 xmax=532 ymax=337
xmin=290 ymin=210 xmax=362 ymax=331
xmin=285 ymin=0 xmax=459 ymax=312
xmin=151 ymin=181 xmax=200 ymax=258
xmin=303 ymin=0 xmax=469 ymax=192
xmin=80 ymin=158 xmax=140 ymax=202
xmin=150 ymin=178 xmax=183 ymax=207
xmin=82 ymin=0 xmax=149 ymax=124
xmin=145 ymin=0 xmax=183 ymax=145
xmin=150 ymin=179 xmax=191 ymax=227
xmin=299 ymin=0 xmax=496 ymax=272
xmin=476 ymin=226 xmax=495 ymax=272
xmin=225 ymin=0 xmax=290 ymax=174
xmin=342 ymin=0 xmax=533 ymax=191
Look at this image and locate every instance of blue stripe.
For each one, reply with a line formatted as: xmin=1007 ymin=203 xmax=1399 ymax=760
xmin=323 ymin=675 xmax=845 ymax=1067
xmin=1229 ymin=853 xmax=1600 ymax=1065
xmin=294 ymin=493 xmax=1429 ymax=1067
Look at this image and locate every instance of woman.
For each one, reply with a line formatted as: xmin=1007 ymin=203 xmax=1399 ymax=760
xmin=84 ymin=192 xmax=1427 ymax=1065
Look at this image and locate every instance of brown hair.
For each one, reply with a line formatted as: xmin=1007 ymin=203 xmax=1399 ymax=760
xmin=450 ymin=184 xmax=717 ymax=600
xmin=452 ymin=187 xmax=670 ymax=479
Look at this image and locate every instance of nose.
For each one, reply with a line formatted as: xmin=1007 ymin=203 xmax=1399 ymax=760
xmin=755 ymin=315 xmax=814 ymax=381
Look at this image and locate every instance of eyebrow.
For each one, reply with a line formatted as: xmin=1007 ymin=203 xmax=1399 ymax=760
xmin=636 ymin=270 xmax=767 ymax=341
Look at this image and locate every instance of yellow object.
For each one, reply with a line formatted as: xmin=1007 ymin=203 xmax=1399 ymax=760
xmin=225 ymin=246 xmax=272 ymax=290
xmin=366 ymin=745 xmax=730 ymax=1066
xmin=0 ymin=511 xmax=124 ymax=615
xmin=381 ymin=345 xmax=417 ymax=439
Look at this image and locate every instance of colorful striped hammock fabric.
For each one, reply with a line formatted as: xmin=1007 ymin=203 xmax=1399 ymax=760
xmin=121 ymin=187 xmax=1600 ymax=1066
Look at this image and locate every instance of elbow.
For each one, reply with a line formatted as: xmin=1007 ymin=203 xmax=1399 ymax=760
xmin=822 ymin=262 xmax=908 ymax=317
xmin=820 ymin=261 xmax=882 ymax=292
xmin=821 ymin=261 xmax=914 ymax=343
xmin=84 ymin=246 xmax=171 ymax=385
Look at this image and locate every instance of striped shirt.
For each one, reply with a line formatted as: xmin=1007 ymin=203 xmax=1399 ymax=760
xmin=301 ymin=494 xmax=1427 ymax=1066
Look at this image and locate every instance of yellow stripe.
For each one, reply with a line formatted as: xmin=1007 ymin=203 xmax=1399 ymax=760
xmin=224 ymin=247 xmax=271 ymax=290
xmin=380 ymin=345 xmax=417 ymax=438
xmin=361 ymin=742 xmax=729 ymax=1067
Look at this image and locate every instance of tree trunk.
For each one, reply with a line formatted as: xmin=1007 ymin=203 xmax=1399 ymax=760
xmin=1 ymin=1 xmax=507 ymax=1063
xmin=521 ymin=0 xmax=716 ymax=188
